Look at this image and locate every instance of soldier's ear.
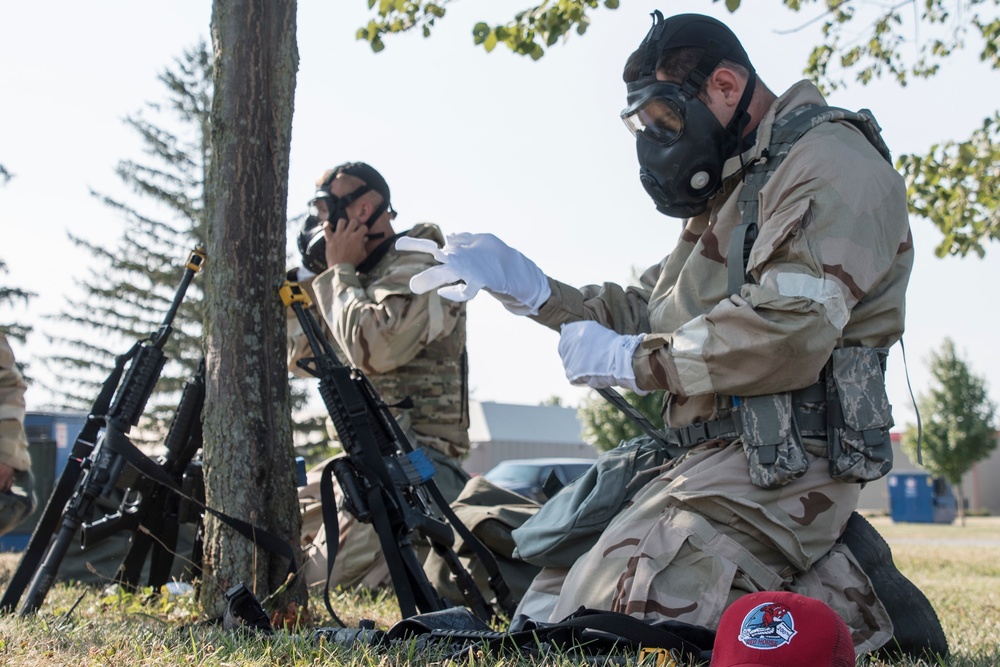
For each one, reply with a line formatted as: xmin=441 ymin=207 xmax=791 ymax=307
xmin=353 ymin=199 xmax=371 ymax=224
xmin=710 ymin=67 xmax=742 ymax=105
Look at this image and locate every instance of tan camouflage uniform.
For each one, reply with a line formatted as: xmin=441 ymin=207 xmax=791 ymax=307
xmin=519 ymin=81 xmax=910 ymax=654
xmin=0 ymin=334 xmax=35 ymax=536
xmin=289 ymin=222 xmax=471 ymax=589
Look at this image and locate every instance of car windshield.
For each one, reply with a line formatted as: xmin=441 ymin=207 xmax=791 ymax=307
xmin=484 ymin=463 xmax=544 ymax=485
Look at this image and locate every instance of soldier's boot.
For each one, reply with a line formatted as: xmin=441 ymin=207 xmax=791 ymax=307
xmin=840 ymin=512 xmax=949 ymax=661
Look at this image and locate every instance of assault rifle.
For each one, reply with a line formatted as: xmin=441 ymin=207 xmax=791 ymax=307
xmin=280 ymin=280 xmax=515 ymax=625
xmin=0 ymin=247 xmax=206 ymax=616
xmin=85 ymin=358 xmax=207 ymax=591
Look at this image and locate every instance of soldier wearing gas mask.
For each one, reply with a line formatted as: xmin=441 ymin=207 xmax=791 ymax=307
xmin=286 ymin=162 xmax=471 ymax=591
xmin=401 ymin=12 xmax=945 ymax=662
xmin=296 ymin=163 xmax=395 ymax=277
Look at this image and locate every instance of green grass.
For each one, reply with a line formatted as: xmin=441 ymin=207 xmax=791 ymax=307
xmin=0 ymin=516 xmax=997 ymax=666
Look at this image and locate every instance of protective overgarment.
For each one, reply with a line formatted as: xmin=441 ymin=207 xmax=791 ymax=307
xmin=515 ymin=80 xmax=912 ymax=655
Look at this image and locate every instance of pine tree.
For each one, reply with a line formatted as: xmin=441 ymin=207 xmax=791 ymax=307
xmin=40 ymin=44 xmax=213 ymax=438
xmin=902 ymin=338 xmax=998 ymax=526
xmin=40 ymin=42 xmax=320 ymax=447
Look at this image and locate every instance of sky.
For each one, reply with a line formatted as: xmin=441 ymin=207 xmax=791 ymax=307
xmin=2 ymin=1 xmax=998 ymax=430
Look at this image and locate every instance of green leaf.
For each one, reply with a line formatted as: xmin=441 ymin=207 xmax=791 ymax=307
xmin=472 ymin=22 xmax=490 ymax=45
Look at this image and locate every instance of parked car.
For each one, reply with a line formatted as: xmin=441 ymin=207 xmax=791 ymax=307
xmin=482 ymin=457 xmax=595 ymax=503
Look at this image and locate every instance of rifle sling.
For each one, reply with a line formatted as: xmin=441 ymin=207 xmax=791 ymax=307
xmin=103 ymin=429 xmax=298 ymax=585
xmin=424 ymin=473 xmax=516 ymax=617
xmin=319 ymin=460 xmax=346 ymax=627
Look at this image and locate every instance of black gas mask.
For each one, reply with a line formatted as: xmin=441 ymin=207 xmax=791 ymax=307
xmin=621 ymin=12 xmax=756 ymax=218
xmin=296 ymin=164 xmax=394 ymax=274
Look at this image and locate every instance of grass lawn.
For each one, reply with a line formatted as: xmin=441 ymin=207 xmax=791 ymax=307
xmin=0 ymin=515 xmax=996 ymax=666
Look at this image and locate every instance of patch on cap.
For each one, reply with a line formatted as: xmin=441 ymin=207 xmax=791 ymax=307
xmin=736 ymin=600 xmax=797 ymax=650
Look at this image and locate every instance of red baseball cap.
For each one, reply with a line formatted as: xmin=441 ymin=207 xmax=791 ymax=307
xmin=710 ymin=592 xmax=856 ymax=667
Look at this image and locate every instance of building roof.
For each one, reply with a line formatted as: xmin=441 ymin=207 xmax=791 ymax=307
xmin=469 ymin=401 xmax=585 ymax=445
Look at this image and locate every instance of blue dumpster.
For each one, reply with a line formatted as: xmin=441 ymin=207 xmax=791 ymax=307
xmin=887 ymin=471 xmax=957 ymax=524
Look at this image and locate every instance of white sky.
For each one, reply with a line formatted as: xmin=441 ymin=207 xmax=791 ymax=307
xmin=2 ymin=1 xmax=998 ymax=429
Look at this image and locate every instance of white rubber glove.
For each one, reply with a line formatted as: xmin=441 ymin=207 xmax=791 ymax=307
xmin=558 ymin=320 xmax=647 ymax=395
xmin=396 ymin=233 xmax=551 ymax=315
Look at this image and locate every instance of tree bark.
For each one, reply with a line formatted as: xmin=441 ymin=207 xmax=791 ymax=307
xmin=202 ymin=0 xmax=304 ymax=621
xmin=954 ymin=482 xmax=966 ymax=527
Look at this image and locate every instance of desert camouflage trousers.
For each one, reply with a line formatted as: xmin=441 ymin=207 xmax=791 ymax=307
xmin=518 ymin=440 xmax=893 ymax=655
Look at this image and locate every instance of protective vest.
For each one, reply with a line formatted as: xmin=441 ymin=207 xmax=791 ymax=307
xmin=368 ymin=339 xmax=470 ymax=458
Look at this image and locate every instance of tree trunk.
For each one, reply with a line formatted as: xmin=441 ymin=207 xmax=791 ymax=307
xmin=954 ymin=482 xmax=966 ymax=527
xmin=202 ymin=0 xmax=304 ymax=621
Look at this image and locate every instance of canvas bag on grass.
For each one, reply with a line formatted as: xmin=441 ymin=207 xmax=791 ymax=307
xmin=511 ymin=435 xmax=672 ymax=569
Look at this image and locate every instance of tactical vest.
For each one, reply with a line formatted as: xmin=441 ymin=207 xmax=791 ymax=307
xmin=368 ymin=338 xmax=470 ymax=459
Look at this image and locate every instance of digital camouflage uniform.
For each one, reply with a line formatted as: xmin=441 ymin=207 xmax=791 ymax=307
xmin=289 ymin=222 xmax=471 ymax=589
xmin=517 ymin=81 xmax=910 ymax=654
xmin=0 ymin=334 xmax=35 ymax=536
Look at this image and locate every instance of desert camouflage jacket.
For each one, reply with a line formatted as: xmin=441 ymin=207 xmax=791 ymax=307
xmin=289 ymin=223 xmax=470 ymax=458
xmin=533 ymin=81 xmax=913 ymax=430
xmin=0 ymin=335 xmax=31 ymax=471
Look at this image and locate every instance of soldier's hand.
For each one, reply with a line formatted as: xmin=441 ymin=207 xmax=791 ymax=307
xmin=325 ymin=217 xmax=368 ymax=267
xmin=558 ymin=320 xmax=647 ymax=395
xmin=399 ymin=232 xmax=551 ymax=315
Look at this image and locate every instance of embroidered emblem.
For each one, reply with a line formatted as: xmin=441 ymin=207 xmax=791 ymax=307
xmin=737 ymin=601 xmax=797 ymax=650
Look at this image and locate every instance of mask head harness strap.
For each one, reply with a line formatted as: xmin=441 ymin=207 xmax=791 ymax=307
xmin=637 ymin=12 xmax=757 ymax=144
xmin=637 ymin=10 xmax=668 ymax=77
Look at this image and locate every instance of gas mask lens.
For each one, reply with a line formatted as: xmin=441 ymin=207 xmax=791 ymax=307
xmin=308 ymin=194 xmax=332 ymax=222
xmin=622 ymin=97 xmax=684 ymax=145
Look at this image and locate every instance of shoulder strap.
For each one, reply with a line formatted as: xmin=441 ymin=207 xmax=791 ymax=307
xmin=727 ymin=105 xmax=892 ymax=295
